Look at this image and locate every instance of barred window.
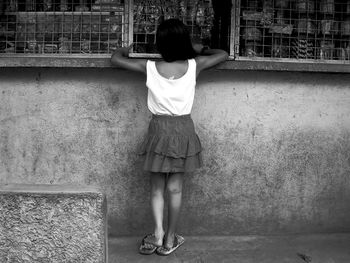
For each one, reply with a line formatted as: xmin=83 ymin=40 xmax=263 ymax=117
xmin=0 ymin=0 xmax=230 ymax=56
xmin=131 ymin=0 xmax=232 ymax=57
xmin=131 ymin=0 xmax=219 ymax=56
xmin=0 ymin=0 xmax=349 ymax=69
xmin=234 ymin=0 xmax=350 ymax=61
xmin=0 ymin=0 xmax=129 ymax=54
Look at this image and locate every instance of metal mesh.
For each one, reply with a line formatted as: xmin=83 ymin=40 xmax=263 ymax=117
xmin=236 ymin=0 xmax=350 ymax=61
xmin=132 ymin=0 xmax=215 ymax=54
xmin=1 ymin=0 xmax=349 ymax=63
xmin=0 ymin=0 xmax=129 ymax=54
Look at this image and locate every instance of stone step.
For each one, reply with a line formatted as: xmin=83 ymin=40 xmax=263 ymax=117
xmin=0 ymin=184 xmax=107 ymax=263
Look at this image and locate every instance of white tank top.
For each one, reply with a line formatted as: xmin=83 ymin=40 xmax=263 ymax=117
xmin=146 ymin=59 xmax=196 ymax=116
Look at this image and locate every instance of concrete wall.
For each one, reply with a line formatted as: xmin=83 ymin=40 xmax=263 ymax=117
xmin=1 ymin=67 xmax=350 ymax=236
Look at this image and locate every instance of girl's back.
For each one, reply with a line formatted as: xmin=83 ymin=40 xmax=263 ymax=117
xmin=146 ymin=58 xmax=196 ymax=116
xmin=154 ymin=60 xmax=189 ymax=80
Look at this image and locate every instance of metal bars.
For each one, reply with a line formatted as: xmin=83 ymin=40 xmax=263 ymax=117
xmin=1 ymin=0 xmax=349 ymax=65
xmin=0 ymin=0 xmax=128 ymax=54
xmin=235 ymin=0 xmax=350 ymax=62
xmin=131 ymin=0 xmax=215 ymax=56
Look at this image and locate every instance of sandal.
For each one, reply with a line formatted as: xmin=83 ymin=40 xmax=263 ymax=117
xmin=156 ymin=234 xmax=185 ymax=256
xmin=138 ymin=234 xmax=163 ymax=255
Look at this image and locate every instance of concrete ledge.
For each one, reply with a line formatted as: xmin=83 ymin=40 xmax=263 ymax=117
xmin=0 ymin=184 xmax=107 ymax=263
xmin=0 ymin=54 xmax=349 ymax=73
xmin=0 ymin=183 xmax=104 ymax=194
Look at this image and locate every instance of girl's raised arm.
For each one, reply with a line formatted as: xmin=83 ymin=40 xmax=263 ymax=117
xmin=194 ymin=45 xmax=229 ymax=76
xmin=110 ymin=45 xmax=147 ymax=74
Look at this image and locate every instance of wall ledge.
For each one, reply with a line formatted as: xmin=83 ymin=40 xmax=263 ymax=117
xmin=1 ymin=54 xmax=349 ymax=73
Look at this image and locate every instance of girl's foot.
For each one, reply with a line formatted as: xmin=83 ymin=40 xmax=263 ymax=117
xmin=144 ymin=230 xmax=164 ymax=247
xmin=156 ymin=234 xmax=185 ymax=256
xmin=164 ymin=233 xmax=175 ymax=249
xmin=139 ymin=234 xmax=158 ymax=255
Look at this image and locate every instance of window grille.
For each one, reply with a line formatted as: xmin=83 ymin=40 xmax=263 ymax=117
xmin=0 ymin=0 xmax=130 ymax=54
xmin=0 ymin=0 xmax=230 ymax=56
xmin=1 ymin=0 xmax=349 ymax=68
xmin=130 ymin=0 xmax=218 ymax=56
xmin=234 ymin=0 xmax=350 ymax=62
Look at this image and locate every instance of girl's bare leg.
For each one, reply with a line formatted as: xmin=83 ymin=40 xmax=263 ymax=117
xmin=146 ymin=172 xmax=166 ymax=246
xmin=164 ymin=172 xmax=184 ymax=248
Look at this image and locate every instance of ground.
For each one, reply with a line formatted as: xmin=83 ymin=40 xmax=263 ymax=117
xmin=108 ymin=233 xmax=350 ymax=263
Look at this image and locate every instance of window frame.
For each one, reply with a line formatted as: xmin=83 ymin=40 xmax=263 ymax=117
xmin=232 ymin=0 xmax=350 ymax=66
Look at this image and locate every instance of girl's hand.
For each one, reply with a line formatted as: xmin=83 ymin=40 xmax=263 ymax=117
xmin=126 ymin=43 xmax=134 ymax=51
xmin=192 ymin=43 xmax=204 ymax=54
xmin=118 ymin=43 xmax=134 ymax=56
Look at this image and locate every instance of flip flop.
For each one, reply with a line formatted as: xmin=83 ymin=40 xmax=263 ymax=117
xmin=139 ymin=234 xmax=164 ymax=255
xmin=156 ymin=234 xmax=185 ymax=256
xmin=139 ymin=234 xmax=159 ymax=255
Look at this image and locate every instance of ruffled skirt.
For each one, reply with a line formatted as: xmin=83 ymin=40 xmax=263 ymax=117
xmin=139 ymin=114 xmax=203 ymax=173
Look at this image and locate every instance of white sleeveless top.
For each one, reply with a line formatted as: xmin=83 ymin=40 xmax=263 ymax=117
xmin=146 ymin=59 xmax=196 ymax=116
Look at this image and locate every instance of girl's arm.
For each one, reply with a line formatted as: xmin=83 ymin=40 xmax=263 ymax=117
xmin=194 ymin=44 xmax=229 ymax=76
xmin=110 ymin=45 xmax=147 ymax=74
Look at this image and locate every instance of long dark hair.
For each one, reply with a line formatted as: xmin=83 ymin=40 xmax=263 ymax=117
xmin=156 ymin=19 xmax=196 ymax=62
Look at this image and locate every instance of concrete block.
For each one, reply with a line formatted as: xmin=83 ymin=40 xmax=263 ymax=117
xmin=0 ymin=184 xmax=107 ymax=263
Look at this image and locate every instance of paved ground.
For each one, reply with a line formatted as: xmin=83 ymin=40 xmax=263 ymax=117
xmin=108 ymin=233 xmax=350 ymax=263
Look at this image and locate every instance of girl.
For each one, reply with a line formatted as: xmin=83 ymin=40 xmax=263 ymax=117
xmin=111 ymin=18 xmax=228 ymax=256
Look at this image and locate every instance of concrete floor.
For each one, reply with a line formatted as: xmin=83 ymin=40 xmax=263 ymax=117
xmin=108 ymin=233 xmax=350 ymax=263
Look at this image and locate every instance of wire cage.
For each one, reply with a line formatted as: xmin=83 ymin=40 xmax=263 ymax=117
xmin=0 ymin=0 xmax=130 ymax=54
xmin=235 ymin=0 xmax=350 ymax=62
xmin=0 ymin=0 xmax=230 ymax=56
xmin=1 ymin=0 xmax=349 ymax=64
xmin=131 ymin=0 xmax=216 ymax=55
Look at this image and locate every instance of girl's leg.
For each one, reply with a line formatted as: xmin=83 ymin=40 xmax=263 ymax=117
xmin=147 ymin=172 xmax=166 ymax=246
xmin=164 ymin=172 xmax=184 ymax=248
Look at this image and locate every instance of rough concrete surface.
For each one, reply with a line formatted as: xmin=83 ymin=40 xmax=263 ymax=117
xmin=0 ymin=68 xmax=350 ymax=236
xmin=108 ymin=233 xmax=350 ymax=263
xmin=0 ymin=184 xmax=107 ymax=263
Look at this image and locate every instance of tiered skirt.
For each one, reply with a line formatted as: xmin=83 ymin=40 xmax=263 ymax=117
xmin=139 ymin=114 xmax=203 ymax=173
